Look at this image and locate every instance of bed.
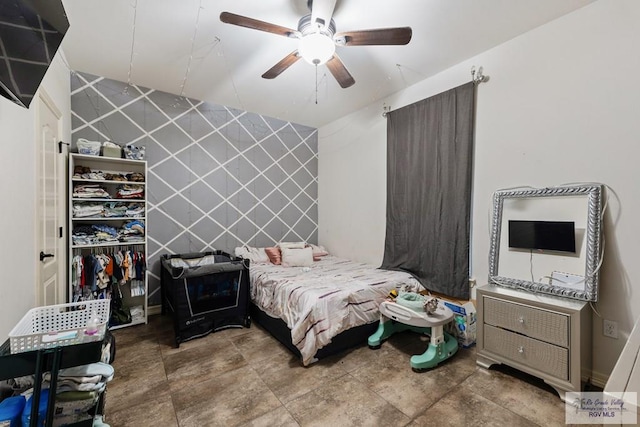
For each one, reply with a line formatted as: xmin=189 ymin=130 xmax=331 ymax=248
xmin=248 ymin=254 xmax=422 ymax=365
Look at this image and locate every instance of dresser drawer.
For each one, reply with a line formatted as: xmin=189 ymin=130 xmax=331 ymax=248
xmin=483 ymin=296 xmax=569 ymax=347
xmin=484 ymin=324 xmax=569 ymax=380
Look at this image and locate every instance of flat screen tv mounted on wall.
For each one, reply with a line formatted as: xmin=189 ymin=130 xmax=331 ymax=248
xmin=0 ymin=0 xmax=69 ymax=108
xmin=508 ymin=220 xmax=576 ymax=253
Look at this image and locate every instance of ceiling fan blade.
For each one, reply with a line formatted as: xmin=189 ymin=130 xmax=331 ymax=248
xmin=326 ymin=54 xmax=355 ymax=88
xmin=335 ymin=27 xmax=412 ymax=46
xmin=262 ymin=51 xmax=302 ymax=79
xmin=310 ymin=0 xmax=337 ymax=29
xmin=220 ymin=12 xmax=299 ymax=38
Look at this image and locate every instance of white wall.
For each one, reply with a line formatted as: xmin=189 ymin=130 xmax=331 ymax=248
xmin=318 ymin=111 xmax=388 ymax=263
xmin=318 ymin=0 xmax=640 ymax=384
xmin=0 ymin=54 xmax=71 ymax=341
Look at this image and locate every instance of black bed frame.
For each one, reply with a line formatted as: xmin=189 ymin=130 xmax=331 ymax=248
xmin=249 ymin=303 xmax=379 ymax=361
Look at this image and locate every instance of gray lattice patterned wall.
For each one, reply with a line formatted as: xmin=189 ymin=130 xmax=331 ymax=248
xmin=70 ymin=72 xmax=318 ymax=306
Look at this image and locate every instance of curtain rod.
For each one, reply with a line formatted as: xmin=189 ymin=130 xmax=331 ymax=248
xmin=382 ymin=66 xmax=489 ymax=117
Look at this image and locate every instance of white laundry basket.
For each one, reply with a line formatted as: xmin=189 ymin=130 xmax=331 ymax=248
xmin=8 ymin=299 xmax=110 ymax=354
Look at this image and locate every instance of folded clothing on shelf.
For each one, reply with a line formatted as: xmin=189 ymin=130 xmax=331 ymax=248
xmin=72 ymin=203 xmax=104 ymax=218
xmin=72 ymin=221 xmax=145 ymax=245
xmin=115 ymin=184 xmax=144 ymax=199
xmin=72 ymin=184 xmax=110 ymax=199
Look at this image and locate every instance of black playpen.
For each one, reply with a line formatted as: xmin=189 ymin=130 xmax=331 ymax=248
xmin=160 ymin=251 xmax=250 ymax=347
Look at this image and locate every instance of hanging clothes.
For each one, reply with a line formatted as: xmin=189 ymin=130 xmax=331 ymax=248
xmin=71 ymin=248 xmax=145 ymax=303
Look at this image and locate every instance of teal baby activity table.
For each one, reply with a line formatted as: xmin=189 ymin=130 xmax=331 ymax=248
xmin=368 ymin=294 xmax=458 ymax=371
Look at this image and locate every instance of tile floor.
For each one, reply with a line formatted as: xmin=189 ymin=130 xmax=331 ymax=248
xmin=104 ymin=315 xmax=580 ymax=427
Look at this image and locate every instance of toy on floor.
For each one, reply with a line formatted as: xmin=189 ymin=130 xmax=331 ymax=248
xmin=368 ymin=291 xmax=458 ymax=371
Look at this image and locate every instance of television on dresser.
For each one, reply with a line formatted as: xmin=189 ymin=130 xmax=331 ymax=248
xmin=508 ymin=220 xmax=576 ymax=253
xmin=0 ymin=0 xmax=69 ymax=108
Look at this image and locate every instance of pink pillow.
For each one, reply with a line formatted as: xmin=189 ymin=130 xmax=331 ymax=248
xmin=307 ymin=244 xmax=329 ymax=260
xmin=264 ymin=247 xmax=281 ymax=265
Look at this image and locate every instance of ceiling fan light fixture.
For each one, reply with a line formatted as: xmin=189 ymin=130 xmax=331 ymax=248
xmin=220 ymin=9 xmax=410 ymax=89
xmin=299 ymin=32 xmax=335 ymax=65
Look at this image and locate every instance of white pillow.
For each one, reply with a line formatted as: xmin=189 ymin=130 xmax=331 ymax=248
xmin=278 ymin=241 xmax=307 ymax=250
xmin=234 ymin=246 xmax=249 ymax=258
xmin=234 ymin=246 xmax=269 ymax=263
xmin=281 ymin=247 xmax=314 ymax=267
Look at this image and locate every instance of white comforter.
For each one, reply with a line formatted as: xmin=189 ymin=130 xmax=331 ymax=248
xmin=249 ymin=256 xmax=421 ymax=365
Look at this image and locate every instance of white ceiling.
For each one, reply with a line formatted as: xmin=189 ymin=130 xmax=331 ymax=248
xmin=60 ymin=0 xmax=594 ymax=128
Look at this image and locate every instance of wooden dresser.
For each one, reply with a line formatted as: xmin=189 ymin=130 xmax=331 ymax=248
xmin=476 ymin=284 xmax=592 ymax=400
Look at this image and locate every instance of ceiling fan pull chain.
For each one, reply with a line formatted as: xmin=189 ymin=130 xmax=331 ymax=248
xmin=315 ymin=64 xmax=319 ymax=105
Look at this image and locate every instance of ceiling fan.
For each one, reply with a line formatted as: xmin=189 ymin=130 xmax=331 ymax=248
xmin=220 ymin=0 xmax=412 ymax=88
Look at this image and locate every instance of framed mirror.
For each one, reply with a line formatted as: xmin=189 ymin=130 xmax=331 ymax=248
xmin=488 ymin=184 xmax=603 ymax=301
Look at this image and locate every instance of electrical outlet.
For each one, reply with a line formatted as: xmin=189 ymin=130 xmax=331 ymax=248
xmin=603 ymin=319 xmax=618 ymax=339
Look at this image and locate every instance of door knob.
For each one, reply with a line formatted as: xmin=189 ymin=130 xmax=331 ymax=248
xmin=40 ymin=251 xmax=54 ymax=261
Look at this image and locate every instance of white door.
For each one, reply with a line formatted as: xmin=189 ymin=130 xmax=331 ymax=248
xmin=36 ymin=91 xmax=65 ymax=306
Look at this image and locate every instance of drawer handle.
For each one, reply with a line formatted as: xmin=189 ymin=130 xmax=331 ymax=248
xmin=518 ymin=345 xmax=525 ymax=354
xmin=517 ymin=316 xmax=525 ymax=324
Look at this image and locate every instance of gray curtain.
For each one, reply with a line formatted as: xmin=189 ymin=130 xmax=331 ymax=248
xmin=381 ymin=82 xmax=475 ymax=300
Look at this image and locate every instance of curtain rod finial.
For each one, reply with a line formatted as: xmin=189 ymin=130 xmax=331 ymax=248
xmin=471 ymin=65 xmax=489 ymax=84
xmin=382 ymin=104 xmax=391 ymax=118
